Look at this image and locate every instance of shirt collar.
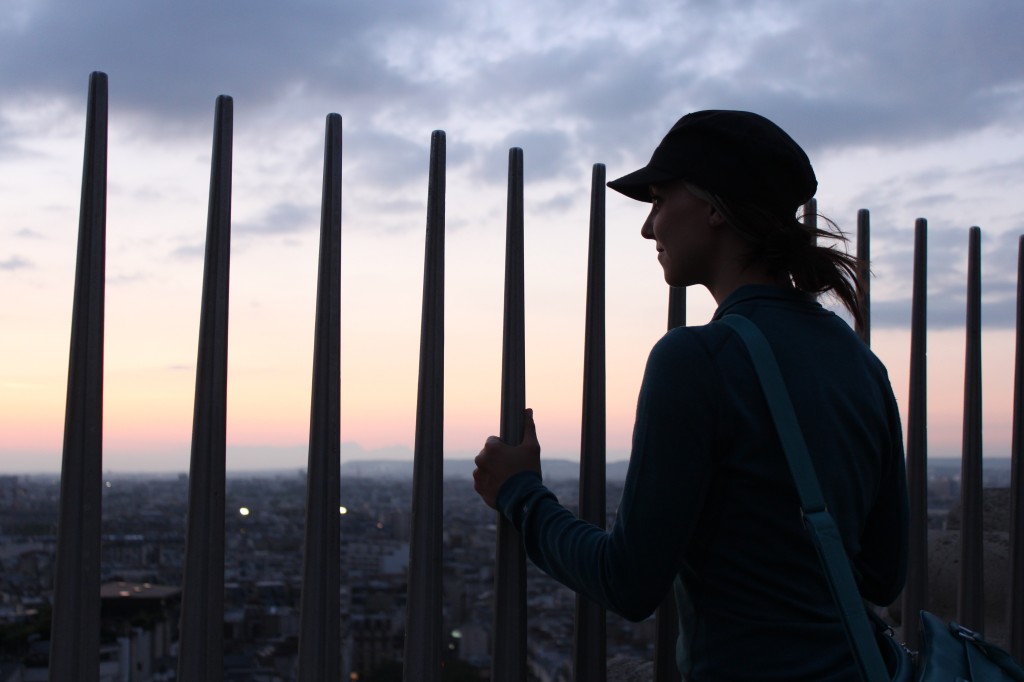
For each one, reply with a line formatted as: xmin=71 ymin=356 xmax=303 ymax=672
xmin=711 ymin=284 xmax=817 ymax=321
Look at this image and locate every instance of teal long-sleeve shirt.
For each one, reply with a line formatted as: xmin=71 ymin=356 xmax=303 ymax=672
xmin=496 ymin=285 xmax=908 ymax=681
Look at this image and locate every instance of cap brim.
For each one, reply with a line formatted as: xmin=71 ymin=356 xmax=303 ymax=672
xmin=606 ymin=165 xmax=676 ymax=203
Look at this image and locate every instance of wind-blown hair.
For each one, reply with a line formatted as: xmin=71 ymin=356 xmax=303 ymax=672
xmin=684 ymin=183 xmax=865 ymax=329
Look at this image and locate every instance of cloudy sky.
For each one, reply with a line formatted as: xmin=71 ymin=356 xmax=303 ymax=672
xmin=2 ymin=0 xmax=1022 ymax=473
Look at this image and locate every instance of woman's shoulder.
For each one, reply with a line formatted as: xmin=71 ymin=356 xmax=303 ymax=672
xmin=646 ymin=322 xmax=745 ymax=381
xmin=654 ymin=320 xmax=746 ymax=357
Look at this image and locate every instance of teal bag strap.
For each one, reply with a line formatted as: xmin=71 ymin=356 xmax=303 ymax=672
xmin=719 ymin=314 xmax=890 ymax=682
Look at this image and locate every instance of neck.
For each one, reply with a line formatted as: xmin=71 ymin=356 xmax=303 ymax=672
xmin=707 ymin=263 xmax=791 ymax=305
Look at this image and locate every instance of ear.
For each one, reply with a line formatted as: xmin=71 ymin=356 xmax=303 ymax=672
xmin=708 ymin=205 xmax=726 ymax=227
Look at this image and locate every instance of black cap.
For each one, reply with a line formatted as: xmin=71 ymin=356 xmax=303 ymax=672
xmin=607 ymin=110 xmax=817 ymax=213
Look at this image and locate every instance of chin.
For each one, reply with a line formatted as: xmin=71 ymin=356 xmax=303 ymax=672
xmin=662 ymin=272 xmax=687 ymax=288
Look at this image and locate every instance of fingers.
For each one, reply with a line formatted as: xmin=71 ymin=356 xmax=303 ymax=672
xmin=482 ymin=410 xmax=537 ymax=451
xmin=472 ymin=465 xmax=497 ymax=510
xmin=473 ymin=447 xmax=493 ymax=501
xmin=473 ymin=413 xmax=541 ymax=511
xmin=521 ymin=407 xmax=538 ymax=447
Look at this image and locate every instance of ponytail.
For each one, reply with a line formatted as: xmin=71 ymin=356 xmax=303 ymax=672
xmin=783 ymin=211 xmax=864 ymax=330
xmin=685 ymin=184 xmax=865 ymax=329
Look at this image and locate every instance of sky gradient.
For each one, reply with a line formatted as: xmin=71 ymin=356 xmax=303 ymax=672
xmin=2 ymin=1 xmax=1023 ymax=472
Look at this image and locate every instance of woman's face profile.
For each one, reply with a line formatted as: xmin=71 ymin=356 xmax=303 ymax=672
xmin=641 ymin=181 xmax=721 ymax=288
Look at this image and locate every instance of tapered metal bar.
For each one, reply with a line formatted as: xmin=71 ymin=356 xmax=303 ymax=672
xmin=957 ymin=226 xmax=984 ymax=631
xmin=50 ymin=70 xmax=107 ymax=682
xmin=803 ymin=198 xmax=818 ymax=235
xmin=902 ymin=218 xmax=928 ymax=649
xmin=573 ymin=164 xmax=607 ymax=682
xmin=297 ymin=113 xmax=343 ymax=682
xmin=667 ymin=287 xmax=686 ymax=331
xmin=654 ymin=286 xmax=685 ymax=682
xmin=177 ymin=95 xmax=233 ymax=682
xmin=855 ymin=209 xmax=871 ymax=344
xmin=404 ymin=131 xmax=446 ymax=682
xmin=1009 ymin=235 xmax=1024 ymax=658
xmin=493 ymin=147 xmax=527 ymax=682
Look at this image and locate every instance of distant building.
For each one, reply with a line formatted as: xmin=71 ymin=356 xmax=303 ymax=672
xmin=99 ymin=581 xmax=180 ymax=681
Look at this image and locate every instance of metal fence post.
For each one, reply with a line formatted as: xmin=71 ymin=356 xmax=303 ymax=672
xmin=652 ymin=286 xmax=686 ymax=682
xmin=856 ymin=209 xmax=871 ymax=344
xmin=50 ymin=69 xmax=107 ymax=682
xmin=178 ymin=94 xmax=233 ymax=682
xmin=492 ymin=147 xmax=528 ymax=682
xmin=1010 ymin=235 xmax=1024 ymax=658
xmin=573 ymin=164 xmax=607 ymax=682
xmin=902 ymin=218 xmax=928 ymax=648
xmin=958 ymin=226 xmax=984 ymax=632
xmin=297 ymin=113 xmax=344 ymax=682
xmin=404 ymin=130 xmax=447 ymax=681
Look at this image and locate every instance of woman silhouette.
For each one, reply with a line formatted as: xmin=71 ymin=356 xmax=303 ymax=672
xmin=473 ymin=110 xmax=907 ymax=681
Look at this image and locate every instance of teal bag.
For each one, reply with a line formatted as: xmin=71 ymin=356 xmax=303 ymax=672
xmin=914 ymin=611 xmax=1024 ymax=681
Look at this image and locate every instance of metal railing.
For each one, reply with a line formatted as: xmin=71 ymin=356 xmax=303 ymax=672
xmin=896 ymin=221 xmax=1024 ymax=655
xmin=49 ymin=69 xmax=106 ymax=682
xmin=177 ymin=92 xmax=233 ymax=682
xmin=404 ymin=130 xmax=446 ymax=680
xmin=47 ymin=71 xmax=1024 ymax=681
xmin=296 ymin=112 xmax=344 ymax=682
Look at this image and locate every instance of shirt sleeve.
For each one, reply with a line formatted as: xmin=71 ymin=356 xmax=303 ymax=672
xmin=496 ymin=330 xmax=720 ymax=621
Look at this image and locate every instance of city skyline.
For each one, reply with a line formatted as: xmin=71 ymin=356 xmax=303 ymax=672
xmin=2 ymin=1 xmax=1023 ymax=473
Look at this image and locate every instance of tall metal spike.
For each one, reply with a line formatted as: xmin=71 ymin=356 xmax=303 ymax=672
xmin=177 ymin=94 xmax=234 ymax=682
xmin=297 ymin=113 xmax=343 ymax=682
xmin=404 ymin=130 xmax=447 ymax=681
xmin=573 ymin=164 xmax=607 ymax=682
xmin=667 ymin=288 xmax=686 ymax=331
xmin=957 ymin=226 xmax=984 ymax=631
xmin=803 ymin=198 xmax=818 ymax=236
xmin=855 ymin=209 xmax=871 ymax=344
xmin=492 ymin=147 xmax=527 ymax=682
xmin=50 ymin=69 xmax=107 ymax=682
xmin=653 ymin=286 xmax=685 ymax=682
xmin=902 ymin=218 xmax=928 ymax=648
xmin=1008 ymin=234 xmax=1024 ymax=658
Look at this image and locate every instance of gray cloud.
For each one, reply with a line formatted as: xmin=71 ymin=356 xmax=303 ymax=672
xmin=477 ymin=129 xmax=576 ymax=185
xmin=2 ymin=0 xmax=1022 ymax=235
xmin=236 ymin=201 xmax=318 ymax=237
xmin=4 ymin=2 xmax=1021 ymax=141
xmin=344 ymin=130 xmax=436 ymax=188
xmin=675 ymin=1 xmax=1024 ymax=155
xmin=869 ymin=226 xmax=1021 ymax=329
xmin=0 ymin=255 xmax=32 ymax=271
xmin=107 ymin=271 xmax=150 ymax=286
xmin=170 ymin=242 xmax=205 ymax=260
xmin=0 ymin=3 xmax=448 ymax=125
xmin=530 ymin=191 xmax=578 ymax=215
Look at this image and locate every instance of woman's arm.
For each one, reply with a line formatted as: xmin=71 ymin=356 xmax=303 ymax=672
xmin=478 ymin=331 xmax=720 ymax=621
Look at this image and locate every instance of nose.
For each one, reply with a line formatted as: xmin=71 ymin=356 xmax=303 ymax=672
xmin=640 ymin=209 xmax=655 ymax=240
